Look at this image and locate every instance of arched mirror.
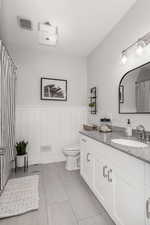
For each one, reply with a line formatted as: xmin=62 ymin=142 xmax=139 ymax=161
xmin=119 ymin=62 xmax=150 ymax=114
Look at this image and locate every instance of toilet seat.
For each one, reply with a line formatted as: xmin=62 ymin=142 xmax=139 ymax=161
xmin=63 ymin=144 xmax=80 ymax=152
xmin=63 ymin=144 xmax=80 ymax=156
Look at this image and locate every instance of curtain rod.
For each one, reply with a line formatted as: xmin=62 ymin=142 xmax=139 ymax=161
xmin=1 ymin=41 xmax=17 ymax=70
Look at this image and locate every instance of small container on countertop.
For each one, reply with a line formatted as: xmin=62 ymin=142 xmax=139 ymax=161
xmin=99 ymin=118 xmax=112 ymax=133
xmin=126 ymin=119 xmax=132 ymax=137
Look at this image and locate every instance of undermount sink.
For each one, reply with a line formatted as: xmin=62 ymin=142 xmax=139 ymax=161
xmin=111 ymin=139 xmax=148 ymax=148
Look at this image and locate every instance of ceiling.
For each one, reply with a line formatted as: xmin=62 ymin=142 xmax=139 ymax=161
xmin=1 ymin=0 xmax=136 ymax=56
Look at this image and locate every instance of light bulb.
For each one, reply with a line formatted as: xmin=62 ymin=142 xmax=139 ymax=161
xmin=136 ymin=44 xmax=143 ymax=55
xmin=121 ymin=53 xmax=127 ymax=64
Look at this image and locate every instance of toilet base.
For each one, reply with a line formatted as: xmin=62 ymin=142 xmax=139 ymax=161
xmin=65 ymin=155 xmax=80 ymax=171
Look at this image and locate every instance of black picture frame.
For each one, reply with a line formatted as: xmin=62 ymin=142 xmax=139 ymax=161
xmin=40 ymin=77 xmax=67 ymax=101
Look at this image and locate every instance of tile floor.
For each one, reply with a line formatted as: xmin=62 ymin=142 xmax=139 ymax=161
xmin=0 ymin=162 xmax=115 ymax=225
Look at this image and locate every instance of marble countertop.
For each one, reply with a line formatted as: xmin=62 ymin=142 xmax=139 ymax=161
xmin=79 ymin=129 xmax=150 ymax=164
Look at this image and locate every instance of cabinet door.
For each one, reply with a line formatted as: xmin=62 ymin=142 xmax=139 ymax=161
xmin=145 ymin=186 xmax=150 ymax=225
xmin=94 ymin=158 xmax=107 ymax=203
xmin=93 ymin=158 xmax=114 ymax=217
xmin=114 ymin=170 xmax=145 ymax=225
xmin=80 ymin=137 xmax=87 ymax=181
xmin=80 ymin=136 xmax=93 ymax=188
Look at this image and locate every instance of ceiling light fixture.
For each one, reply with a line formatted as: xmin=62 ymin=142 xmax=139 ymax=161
xmin=38 ymin=22 xmax=58 ymax=46
xmin=121 ymin=32 xmax=150 ymax=64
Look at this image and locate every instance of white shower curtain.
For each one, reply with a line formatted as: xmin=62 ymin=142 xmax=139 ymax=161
xmin=0 ymin=41 xmax=17 ymax=160
xmin=136 ymin=80 xmax=150 ymax=112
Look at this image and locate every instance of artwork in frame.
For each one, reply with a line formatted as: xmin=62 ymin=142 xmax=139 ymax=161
xmin=41 ymin=78 xmax=67 ymax=101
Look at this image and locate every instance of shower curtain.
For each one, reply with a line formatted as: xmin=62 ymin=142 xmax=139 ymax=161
xmin=0 ymin=41 xmax=17 ymax=161
xmin=136 ymin=80 xmax=150 ymax=112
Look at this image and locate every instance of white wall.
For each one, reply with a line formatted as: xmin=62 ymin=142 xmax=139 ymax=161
xmin=11 ymin=48 xmax=87 ymax=164
xmin=0 ymin=0 xmax=2 ymax=40
xmin=87 ymin=0 xmax=150 ymax=130
xmin=13 ymin=49 xmax=87 ymax=106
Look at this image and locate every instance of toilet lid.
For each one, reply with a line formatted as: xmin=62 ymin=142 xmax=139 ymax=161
xmin=64 ymin=144 xmax=80 ymax=151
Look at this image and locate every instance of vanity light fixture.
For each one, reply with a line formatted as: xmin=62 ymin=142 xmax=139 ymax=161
xmin=121 ymin=32 xmax=150 ymax=64
xmin=121 ymin=51 xmax=128 ymax=64
xmin=136 ymin=44 xmax=143 ymax=55
xmin=136 ymin=41 xmax=145 ymax=55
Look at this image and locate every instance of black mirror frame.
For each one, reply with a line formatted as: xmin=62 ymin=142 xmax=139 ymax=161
xmin=119 ymin=61 xmax=150 ymax=114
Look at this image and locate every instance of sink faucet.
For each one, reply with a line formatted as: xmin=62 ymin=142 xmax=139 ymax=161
xmin=136 ymin=125 xmax=146 ymax=142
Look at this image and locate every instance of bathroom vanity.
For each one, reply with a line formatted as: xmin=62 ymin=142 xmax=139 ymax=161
xmin=80 ymin=130 xmax=150 ymax=225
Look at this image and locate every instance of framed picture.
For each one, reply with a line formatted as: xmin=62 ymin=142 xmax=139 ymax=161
xmin=119 ymin=85 xmax=124 ymax=104
xmin=41 ymin=78 xmax=67 ymax=101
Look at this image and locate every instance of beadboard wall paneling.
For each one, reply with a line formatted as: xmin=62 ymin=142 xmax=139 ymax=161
xmin=16 ymin=106 xmax=87 ymax=165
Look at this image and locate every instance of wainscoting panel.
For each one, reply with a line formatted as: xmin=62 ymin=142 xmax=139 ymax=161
xmin=16 ymin=106 xmax=87 ymax=164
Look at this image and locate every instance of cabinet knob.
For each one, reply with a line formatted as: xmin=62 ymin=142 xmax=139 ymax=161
xmin=108 ymin=169 xmax=112 ymax=182
xmin=103 ymin=165 xmax=108 ymax=178
xmin=146 ymin=198 xmax=150 ymax=219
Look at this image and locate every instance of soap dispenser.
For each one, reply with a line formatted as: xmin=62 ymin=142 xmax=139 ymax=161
xmin=126 ymin=119 xmax=132 ymax=137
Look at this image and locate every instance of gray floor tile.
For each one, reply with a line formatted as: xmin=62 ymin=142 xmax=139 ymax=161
xmin=42 ymin=164 xmax=68 ymax=204
xmin=66 ymin=184 xmax=105 ymax=220
xmin=47 ymin=201 xmax=78 ymax=225
xmin=78 ymin=214 xmax=115 ymax=225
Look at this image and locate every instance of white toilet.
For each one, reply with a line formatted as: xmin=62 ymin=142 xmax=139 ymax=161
xmin=63 ymin=144 xmax=80 ymax=171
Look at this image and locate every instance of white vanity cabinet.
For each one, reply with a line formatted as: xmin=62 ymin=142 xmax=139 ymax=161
xmin=80 ymin=134 xmax=146 ymax=225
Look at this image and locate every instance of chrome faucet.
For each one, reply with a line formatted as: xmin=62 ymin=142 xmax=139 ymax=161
xmin=136 ymin=125 xmax=146 ymax=142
